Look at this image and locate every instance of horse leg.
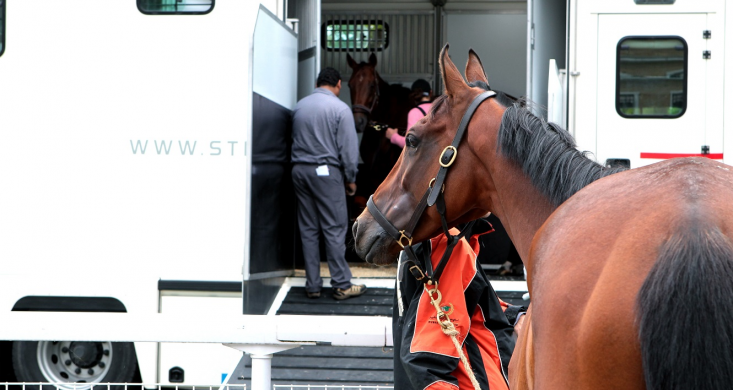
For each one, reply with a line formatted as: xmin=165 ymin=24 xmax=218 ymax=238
xmin=509 ymin=304 xmax=534 ymax=390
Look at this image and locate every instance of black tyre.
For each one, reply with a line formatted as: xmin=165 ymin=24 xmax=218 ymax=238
xmin=12 ymin=341 xmax=137 ymax=390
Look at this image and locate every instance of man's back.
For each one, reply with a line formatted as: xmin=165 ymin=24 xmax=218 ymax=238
xmin=291 ymin=88 xmax=358 ymax=183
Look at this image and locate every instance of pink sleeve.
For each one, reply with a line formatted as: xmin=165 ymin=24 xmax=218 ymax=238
xmin=390 ymin=133 xmax=406 ymax=148
xmin=407 ymin=108 xmax=423 ymax=130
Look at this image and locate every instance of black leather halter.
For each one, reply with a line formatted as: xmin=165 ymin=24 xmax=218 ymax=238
xmin=366 ymin=90 xmax=496 ymax=283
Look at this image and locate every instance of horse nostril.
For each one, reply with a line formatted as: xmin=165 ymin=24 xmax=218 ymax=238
xmin=354 ymin=116 xmax=367 ymax=131
xmin=352 ymin=219 xmax=359 ymax=239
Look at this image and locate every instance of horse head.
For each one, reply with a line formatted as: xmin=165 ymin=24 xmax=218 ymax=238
xmin=352 ymin=45 xmax=513 ymax=265
xmin=347 ymin=53 xmax=380 ymax=132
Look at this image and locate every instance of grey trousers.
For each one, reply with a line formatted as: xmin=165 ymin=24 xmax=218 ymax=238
xmin=292 ymin=164 xmax=353 ymax=292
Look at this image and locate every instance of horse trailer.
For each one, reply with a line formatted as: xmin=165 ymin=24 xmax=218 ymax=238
xmin=2 ymin=0 xmax=728 ymax=388
xmin=0 ymin=0 xmax=299 ymax=386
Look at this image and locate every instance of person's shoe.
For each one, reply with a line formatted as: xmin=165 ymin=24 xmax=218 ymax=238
xmin=333 ymin=284 xmax=367 ymax=300
xmin=306 ymin=290 xmax=321 ymax=299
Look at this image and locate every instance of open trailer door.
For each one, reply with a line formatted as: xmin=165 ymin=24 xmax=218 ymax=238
xmin=245 ymin=5 xmax=298 ymax=313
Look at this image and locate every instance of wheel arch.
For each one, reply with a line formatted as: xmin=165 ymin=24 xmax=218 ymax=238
xmin=8 ymin=296 xmax=142 ymax=385
xmin=12 ymin=296 xmax=128 ymax=313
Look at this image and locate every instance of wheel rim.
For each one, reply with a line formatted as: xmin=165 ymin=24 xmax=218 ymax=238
xmin=36 ymin=341 xmax=114 ymax=388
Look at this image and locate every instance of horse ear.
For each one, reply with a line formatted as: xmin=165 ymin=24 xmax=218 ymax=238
xmin=439 ymin=44 xmax=468 ymax=97
xmin=465 ymin=49 xmax=490 ymax=87
xmin=347 ymin=54 xmax=358 ymax=69
xmin=368 ymin=53 xmax=377 ymax=67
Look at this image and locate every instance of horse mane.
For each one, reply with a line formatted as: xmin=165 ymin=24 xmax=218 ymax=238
xmin=496 ymin=102 xmax=626 ymax=207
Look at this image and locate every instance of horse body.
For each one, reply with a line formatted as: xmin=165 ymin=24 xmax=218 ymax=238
xmin=353 ymin=44 xmax=733 ymax=389
xmin=522 ymin=157 xmax=733 ymax=390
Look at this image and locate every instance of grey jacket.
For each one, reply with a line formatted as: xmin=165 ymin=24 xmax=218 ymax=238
xmin=291 ymin=88 xmax=359 ymax=183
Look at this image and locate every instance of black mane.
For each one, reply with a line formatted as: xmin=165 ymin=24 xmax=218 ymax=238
xmin=497 ymin=103 xmax=626 ymax=207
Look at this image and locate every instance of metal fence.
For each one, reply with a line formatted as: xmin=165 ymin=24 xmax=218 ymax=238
xmin=0 ymin=384 xmax=395 ymax=390
xmin=0 ymin=384 xmax=245 ymax=390
xmin=273 ymin=386 xmax=393 ymax=390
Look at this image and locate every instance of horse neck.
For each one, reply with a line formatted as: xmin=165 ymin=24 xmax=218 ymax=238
xmin=489 ymin=160 xmax=556 ymax=268
xmin=371 ymin=76 xmax=391 ymax=121
xmin=470 ymin=108 xmax=556 ymax=275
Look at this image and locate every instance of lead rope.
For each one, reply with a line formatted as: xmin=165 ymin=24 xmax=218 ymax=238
xmin=425 ymin=281 xmax=482 ymax=390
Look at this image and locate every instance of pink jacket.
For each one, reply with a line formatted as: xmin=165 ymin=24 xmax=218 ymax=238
xmin=390 ymin=102 xmax=432 ymax=148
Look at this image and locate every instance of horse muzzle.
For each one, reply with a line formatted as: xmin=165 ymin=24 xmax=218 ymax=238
xmin=353 ymin=114 xmax=368 ymax=133
xmin=352 ymin=211 xmax=400 ymax=266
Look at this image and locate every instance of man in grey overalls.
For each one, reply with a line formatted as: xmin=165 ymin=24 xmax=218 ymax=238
xmin=291 ymin=67 xmax=366 ymax=300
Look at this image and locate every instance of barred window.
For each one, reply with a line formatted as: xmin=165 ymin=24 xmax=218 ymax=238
xmin=321 ymin=21 xmax=389 ymax=51
xmin=616 ymin=36 xmax=687 ymax=118
xmin=137 ymin=0 xmax=214 ymax=15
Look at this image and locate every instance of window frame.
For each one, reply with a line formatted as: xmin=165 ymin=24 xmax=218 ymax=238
xmin=137 ymin=0 xmax=215 ymax=15
xmin=615 ymin=35 xmax=688 ymax=119
xmin=320 ymin=20 xmax=389 ymax=52
xmin=0 ymin=0 xmax=5 ymax=57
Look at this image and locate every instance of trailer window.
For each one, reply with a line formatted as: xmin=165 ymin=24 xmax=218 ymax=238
xmin=616 ymin=36 xmax=687 ymax=118
xmin=322 ymin=21 xmax=389 ymax=51
xmin=137 ymin=0 xmax=214 ymax=15
xmin=0 ymin=0 xmax=5 ymax=57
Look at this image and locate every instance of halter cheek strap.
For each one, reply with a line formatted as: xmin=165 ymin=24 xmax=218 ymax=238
xmin=366 ymin=90 xmax=496 ymax=284
xmin=427 ymin=90 xmax=495 ymax=206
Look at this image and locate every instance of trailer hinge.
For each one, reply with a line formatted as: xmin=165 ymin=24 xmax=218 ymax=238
xmin=702 ymin=145 xmax=710 ymax=155
xmin=703 ymin=30 xmax=711 ymax=39
xmin=703 ymin=50 xmax=711 ymax=60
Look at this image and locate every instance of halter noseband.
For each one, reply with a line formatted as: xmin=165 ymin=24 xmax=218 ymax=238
xmin=366 ymin=90 xmax=496 ymax=283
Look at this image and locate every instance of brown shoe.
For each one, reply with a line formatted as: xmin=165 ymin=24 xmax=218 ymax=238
xmin=306 ymin=290 xmax=321 ymax=299
xmin=333 ymin=284 xmax=367 ymax=300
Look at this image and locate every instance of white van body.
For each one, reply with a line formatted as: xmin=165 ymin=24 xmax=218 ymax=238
xmin=0 ymin=0 xmax=295 ymax=385
xmin=565 ymin=0 xmax=729 ymax=168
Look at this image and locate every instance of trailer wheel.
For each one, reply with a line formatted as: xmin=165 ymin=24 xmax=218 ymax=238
xmin=12 ymin=341 xmax=136 ymax=390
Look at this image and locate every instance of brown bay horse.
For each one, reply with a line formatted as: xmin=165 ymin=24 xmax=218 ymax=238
xmin=352 ymin=45 xmax=733 ymax=389
xmin=347 ymin=53 xmax=413 ymax=198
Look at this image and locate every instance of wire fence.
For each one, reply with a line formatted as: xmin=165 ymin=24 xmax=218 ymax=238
xmin=0 ymin=384 xmax=246 ymax=390
xmin=0 ymin=383 xmax=395 ymax=390
xmin=273 ymin=386 xmax=393 ymax=390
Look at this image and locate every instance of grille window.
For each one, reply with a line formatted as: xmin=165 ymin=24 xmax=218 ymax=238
xmin=137 ymin=0 xmax=214 ymax=15
xmin=0 ymin=0 xmax=5 ymax=57
xmin=321 ymin=21 xmax=389 ymax=51
xmin=616 ymin=36 xmax=687 ymax=118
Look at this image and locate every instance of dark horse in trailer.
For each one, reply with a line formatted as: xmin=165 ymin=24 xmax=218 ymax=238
xmin=346 ymin=53 xmax=412 ymax=206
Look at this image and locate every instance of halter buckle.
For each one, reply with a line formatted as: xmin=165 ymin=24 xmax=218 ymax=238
xmin=428 ymin=178 xmax=445 ymax=193
xmin=439 ymin=146 xmax=458 ymax=167
xmin=397 ymin=230 xmax=413 ymax=248
xmin=409 ymin=265 xmax=426 ymax=281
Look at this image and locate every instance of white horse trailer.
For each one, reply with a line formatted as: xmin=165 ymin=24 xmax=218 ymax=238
xmin=544 ymin=0 xmax=731 ymax=169
xmin=0 ymin=0 xmax=300 ymax=386
xmin=0 ymin=0 xmax=549 ymax=387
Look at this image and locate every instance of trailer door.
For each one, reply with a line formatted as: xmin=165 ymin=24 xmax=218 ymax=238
xmin=595 ymin=13 xmax=722 ymax=168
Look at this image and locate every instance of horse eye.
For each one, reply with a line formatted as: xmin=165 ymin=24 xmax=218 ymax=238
xmin=405 ymin=134 xmax=419 ymax=148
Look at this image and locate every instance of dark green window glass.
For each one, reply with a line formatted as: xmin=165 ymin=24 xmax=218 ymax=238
xmin=0 ymin=0 xmax=5 ymax=57
xmin=616 ymin=36 xmax=687 ymax=118
xmin=137 ymin=0 xmax=214 ymax=15
xmin=321 ymin=21 xmax=389 ymax=51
